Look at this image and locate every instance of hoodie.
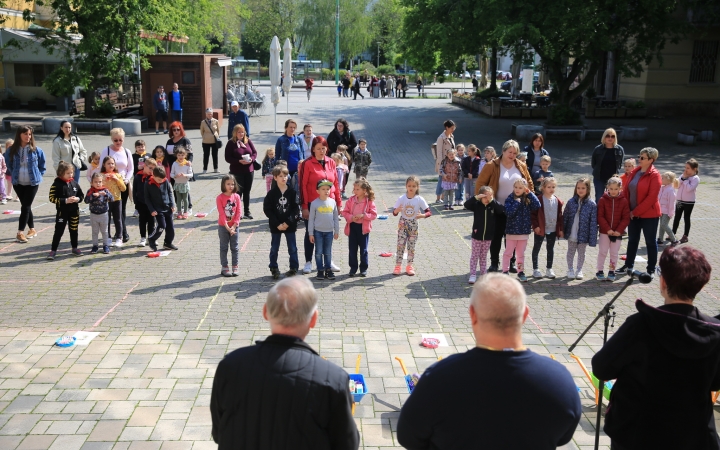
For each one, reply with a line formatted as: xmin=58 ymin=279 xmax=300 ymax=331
xmin=592 ymin=300 xmax=720 ymax=450
xmin=263 ymin=186 xmax=299 ymax=233
xmin=464 ymin=196 xmax=505 ymax=241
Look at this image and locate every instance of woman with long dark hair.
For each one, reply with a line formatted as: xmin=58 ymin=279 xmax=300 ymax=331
xmin=6 ymin=126 xmax=46 ymax=243
xmin=327 ymin=118 xmax=357 ymax=193
xmin=225 ymin=124 xmax=257 ymax=219
xmin=52 ymin=120 xmax=87 ymax=183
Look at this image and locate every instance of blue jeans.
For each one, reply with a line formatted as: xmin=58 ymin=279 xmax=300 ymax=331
xmin=436 ymin=177 xmax=443 ymax=196
xmin=172 ymin=109 xmax=183 ymax=123
xmin=348 ymin=223 xmax=369 ymax=273
xmin=625 ymin=217 xmax=659 ymax=273
xmin=73 ymin=165 xmax=81 ymax=184
xmin=593 ymin=178 xmax=606 ymax=203
xmin=269 ymin=232 xmax=299 ymax=270
xmin=314 ymin=230 xmax=334 ymax=271
xmin=455 ymin=178 xmax=465 ymax=202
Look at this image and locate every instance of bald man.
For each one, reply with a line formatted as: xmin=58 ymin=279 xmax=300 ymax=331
xmin=397 ymin=273 xmax=581 ymax=450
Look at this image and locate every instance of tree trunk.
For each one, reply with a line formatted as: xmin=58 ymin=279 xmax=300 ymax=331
xmin=84 ymin=89 xmax=99 ymax=118
xmin=490 ymin=46 xmax=498 ymax=91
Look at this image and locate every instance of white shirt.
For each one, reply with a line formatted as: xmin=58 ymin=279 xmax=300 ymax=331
xmin=394 ymin=194 xmax=429 ymax=220
xmin=497 ymin=164 xmax=522 ymax=201
xmin=103 ymin=146 xmax=134 ymax=182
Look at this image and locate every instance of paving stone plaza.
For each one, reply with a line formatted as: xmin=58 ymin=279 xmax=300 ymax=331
xmin=0 ymin=85 xmax=719 ymax=449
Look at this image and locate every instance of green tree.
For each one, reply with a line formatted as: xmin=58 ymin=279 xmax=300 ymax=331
xmin=181 ymin=0 xmax=249 ymax=55
xmin=369 ymin=0 xmax=405 ymax=66
xmin=241 ymin=0 xmax=300 ymax=65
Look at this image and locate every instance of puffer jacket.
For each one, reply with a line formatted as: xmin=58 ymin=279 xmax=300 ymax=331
xmin=464 ymin=196 xmax=505 ymax=241
xmin=562 ymin=196 xmax=598 ymax=246
xmin=597 ymin=191 xmax=630 ymax=235
xmin=52 ymin=135 xmax=87 ymax=171
xmin=504 ymin=192 xmax=541 ymax=235
xmin=440 ymin=157 xmax=462 ymax=184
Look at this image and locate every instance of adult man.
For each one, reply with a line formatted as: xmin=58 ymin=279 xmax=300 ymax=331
xmin=152 ymin=85 xmax=168 ymax=134
xmin=592 ymin=245 xmax=720 ymax=450
xmin=227 ymin=101 xmax=250 ymax=139
xmin=379 ymin=76 xmax=387 ymax=98
xmin=472 ymin=74 xmax=479 ymax=91
xmin=168 ymin=83 xmax=184 ymax=123
xmin=341 ymin=74 xmax=351 ymax=97
xmin=397 ymin=273 xmax=581 ymax=450
xmin=352 ymin=76 xmax=364 ymax=100
xmin=210 ymin=277 xmax=359 ymax=450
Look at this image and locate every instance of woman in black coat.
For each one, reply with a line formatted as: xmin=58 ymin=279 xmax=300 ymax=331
xmin=326 ymin=118 xmax=357 ymax=192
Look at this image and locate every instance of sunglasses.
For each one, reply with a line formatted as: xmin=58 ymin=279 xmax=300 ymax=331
xmin=639 ymin=156 xmax=649 ymax=160
xmin=112 ymin=139 xmax=123 ymax=142
xmin=606 ymin=135 xmax=616 ymax=138
xmin=172 ymin=128 xmax=181 ymax=132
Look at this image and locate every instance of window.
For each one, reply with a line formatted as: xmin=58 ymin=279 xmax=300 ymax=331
xmin=14 ymin=64 xmax=57 ymax=87
xmin=689 ymin=40 xmax=718 ymax=83
xmin=181 ymin=70 xmax=196 ymax=85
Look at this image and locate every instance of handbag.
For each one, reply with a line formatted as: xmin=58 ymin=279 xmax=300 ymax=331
xmin=71 ymin=137 xmax=88 ymax=171
xmin=252 ymin=160 xmax=261 ymax=171
xmin=207 ymin=120 xmax=223 ymax=149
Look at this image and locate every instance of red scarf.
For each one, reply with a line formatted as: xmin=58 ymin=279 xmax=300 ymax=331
xmin=87 ymin=186 xmax=107 ymax=195
xmin=149 ymin=177 xmax=166 ymax=188
xmin=141 ymin=173 xmax=151 ymax=182
xmin=57 ymin=177 xmax=74 ymax=183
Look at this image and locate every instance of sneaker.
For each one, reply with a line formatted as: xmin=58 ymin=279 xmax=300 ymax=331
xmin=502 ymin=271 xmax=509 ymax=275
xmin=348 ymin=271 xmax=356 ymax=277
xmin=546 ymin=268 xmax=556 ymax=279
xmin=72 ymin=248 xmax=83 ymax=257
xmin=670 ymin=240 xmax=680 ymax=246
xmin=90 ymin=245 xmax=99 ymax=254
xmin=303 ymin=261 xmax=313 ymax=274
xmin=202 ymin=170 xmax=207 ymax=174
xmin=122 ymin=235 xmax=130 ymax=243
xmin=532 ymin=269 xmax=543 ymax=278
xmin=139 ymin=238 xmax=147 ymax=247
xmin=325 ymin=270 xmax=336 ymax=280
xmin=359 ymin=271 xmax=367 ymax=277
xmin=617 ymin=265 xmax=628 ymax=273
xmin=0 ymin=199 xmax=6 ymax=205
xmin=163 ymin=242 xmax=179 ymax=251
xmin=243 ymin=213 xmax=253 ymax=219
xmin=16 ymin=232 xmax=28 ymax=243
xmin=468 ymin=274 xmax=477 ymax=284
xmin=448 ymin=206 xmax=454 ymax=211
xmin=341 ymin=193 xmax=348 ymax=200
xmin=316 ymin=271 xmax=325 ymax=280
xmin=656 ymin=238 xmax=664 ymax=246
xmin=435 ymin=199 xmax=442 ymax=204
xmin=517 ymin=271 xmax=527 ymax=282
xmin=103 ymin=245 xmax=110 ymax=254
xmin=156 ymin=130 xmax=160 ymax=134
xmin=232 ymin=266 xmax=239 ymax=276
xmin=607 ymin=271 xmax=616 ymax=281
xmin=133 ymin=209 xmax=139 ymax=217
xmin=567 ymin=269 xmax=576 ymax=278
xmin=648 ymin=271 xmax=655 ymax=280
xmin=596 ymin=271 xmax=606 ymax=281
xmin=188 ymin=209 xmax=193 ymax=216
xmin=47 ymin=251 xmax=56 ymax=260
xmin=509 ymin=261 xmax=518 ymax=274
xmin=576 ymin=271 xmax=584 ymax=280
xmin=680 ymin=235 xmax=688 ymax=243
xmin=285 ymin=269 xmax=297 ymax=277
xmin=487 ymin=265 xmax=498 ymax=273
xmin=148 ymin=240 xmax=158 ymax=251
xmin=26 ymin=228 xmax=37 ymax=239
xmin=115 ymin=239 xmax=124 ymax=248
xmin=406 ymin=265 xmax=416 ymax=276
xmin=271 ymin=268 xmax=280 ymax=280
xmin=221 ymin=266 xmax=232 ymax=277
xmin=331 ymin=262 xmax=341 ymax=272
xmin=393 ymin=264 xmax=402 ymax=275
xmin=163 ymin=129 xmax=168 ymax=134
xmin=213 ymin=169 xmax=219 ymax=173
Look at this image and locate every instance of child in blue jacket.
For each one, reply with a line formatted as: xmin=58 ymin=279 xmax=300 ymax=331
xmin=503 ymin=178 xmax=541 ymax=281
xmin=562 ymin=177 xmax=598 ymax=280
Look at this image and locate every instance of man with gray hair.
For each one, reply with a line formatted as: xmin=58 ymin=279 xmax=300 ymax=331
xmin=210 ymin=277 xmax=359 ymax=450
xmin=397 ymin=273 xmax=581 ymax=450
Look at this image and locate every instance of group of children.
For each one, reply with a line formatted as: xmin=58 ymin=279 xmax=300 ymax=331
xmin=439 ymin=144 xmax=497 ymax=209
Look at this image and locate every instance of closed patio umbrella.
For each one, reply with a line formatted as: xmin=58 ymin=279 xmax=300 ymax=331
xmin=269 ymin=36 xmax=281 ymax=132
xmin=283 ymin=38 xmax=293 ymax=113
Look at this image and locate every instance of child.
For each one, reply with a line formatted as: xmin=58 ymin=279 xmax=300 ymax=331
xmin=563 ymin=177 xmax=598 ymax=280
xmin=353 ymin=138 xmax=372 ymax=180
xmin=503 ymin=178 xmax=541 ymax=281
xmin=341 ymin=178 xmax=378 ymax=277
xmin=464 ymin=185 xmax=504 ymax=283
xmin=331 ymin=153 xmax=348 ymax=200
xmin=337 ymin=81 xmax=343 ymax=97
xmin=101 ymin=156 xmax=127 ymax=248
xmin=530 ymin=177 xmax=564 ymax=279
xmin=440 ymin=148 xmax=462 ymax=210
xmin=261 ymin=147 xmax=278 ymax=193
xmin=133 ymin=157 xmax=157 ymax=247
xmin=47 ymin=161 xmax=84 ymax=260
xmin=144 ymin=166 xmax=177 ymax=252
xmin=131 ymin=140 xmax=147 ymax=218
xmin=86 ymin=152 xmax=102 ymax=184
xmin=308 ymin=179 xmax=340 ymax=280
xmin=263 ymin=166 xmax=300 ymax=279
xmin=673 ymin=158 xmax=699 ymax=243
xmin=0 ymin=140 xmax=6 ymax=204
xmin=170 ymin=147 xmax=193 ymax=219
xmin=85 ymin=172 xmax=115 ymax=254
xmin=218 ymin=174 xmax=242 ymax=277
xmin=2 ymin=139 xmax=12 ymax=202
xmin=657 ymin=171 xmax=679 ymax=246
xmin=619 ymin=158 xmax=636 ymax=189
xmin=152 ymin=145 xmax=171 ymax=177
xmin=393 ymin=175 xmax=431 ymax=276
xmin=596 ymin=177 xmax=630 ymax=281
xmin=517 ymin=152 xmax=528 ymax=164
xmin=532 ymin=155 xmax=554 ymax=195
xmin=462 ymin=145 xmax=481 ymax=202
xmin=336 ymin=144 xmax=351 ymax=199
xmin=454 ymin=144 xmax=466 ymax=206
xmin=482 ymin=146 xmax=496 ymax=172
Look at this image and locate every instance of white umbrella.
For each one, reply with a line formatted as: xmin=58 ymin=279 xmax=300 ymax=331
xmin=269 ymin=36 xmax=281 ymax=132
xmin=283 ymin=38 xmax=293 ymax=113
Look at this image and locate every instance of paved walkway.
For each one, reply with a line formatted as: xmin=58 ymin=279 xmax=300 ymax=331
xmin=1 ymin=87 xmax=719 ymax=449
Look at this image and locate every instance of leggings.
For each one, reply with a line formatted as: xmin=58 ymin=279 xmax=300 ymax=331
xmin=231 ymin=171 xmax=253 ymax=214
xmin=107 ymin=200 xmax=123 ymax=240
xmin=470 ymin=239 xmax=492 ymax=275
xmin=658 ymin=214 xmax=676 ymax=242
xmin=396 ymin=217 xmax=418 ymax=265
xmin=265 ymin=174 xmax=273 ymax=192
xmin=202 ymin=143 xmax=219 ymax=171
xmin=503 ymin=239 xmax=527 ymax=273
xmin=175 ymin=191 xmax=189 ymax=214
xmin=13 ymin=184 xmax=38 ymax=231
xmin=531 ymin=232 xmax=557 ymax=270
xmin=597 ymin=234 xmax=622 ymax=272
xmin=567 ymin=241 xmax=588 ymax=271
xmin=51 ymin=210 xmax=79 ymax=251
xmin=120 ymin=188 xmax=130 ymax=239
xmin=136 ymin=203 xmax=155 ymax=239
xmin=672 ymin=202 xmax=694 ymax=237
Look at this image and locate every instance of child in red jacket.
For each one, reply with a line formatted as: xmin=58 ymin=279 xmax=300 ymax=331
xmin=596 ymin=177 xmax=630 ymax=281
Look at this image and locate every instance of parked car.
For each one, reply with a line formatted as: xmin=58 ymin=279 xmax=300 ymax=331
xmin=474 ymin=70 xmax=481 ymax=78
xmin=443 ymin=70 xmax=450 ymax=77
xmin=500 ymin=80 xmax=512 ymax=91
xmin=462 ymin=71 xmax=470 ymax=78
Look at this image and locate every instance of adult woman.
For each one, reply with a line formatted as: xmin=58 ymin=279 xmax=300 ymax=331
xmin=101 ymin=128 xmax=134 ymax=243
xmin=327 ymin=118 xmax=357 ymax=157
xmin=591 ymin=128 xmax=625 ymax=202
xmin=275 ymin=120 xmax=302 ymax=178
xmin=475 ymin=139 xmax=534 ymax=272
xmin=52 ymin=121 xmax=87 ymax=183
xmin=298 ymin=124 xmax=316 ymax=160
xmin=434 ymin=120 xmax=456 ymax=203
xmin=6 ymin=126 xmax=46 ymax=243
xmin=619 ymin=147 xmax=662 ymax=276
xmin=165 ymin=121 xmax=193 ymax=167
xmin=523 ymin=133 xmax=549 ymax=176
xmin=416 ymin=77 xmax=423 ymax=94
xmin=299 ymin=136 xmax=341 ymax=274
xmin=592 ymin=245 xmax=720 ymax=450
xmin=225 ymin=124 xmax=257 ymax=219
xmin=200 ymin=108 xmax=221 ymax=173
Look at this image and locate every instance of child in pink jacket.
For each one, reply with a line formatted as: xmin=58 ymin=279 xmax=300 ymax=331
xmin=341 ymin=178 xmax=378 ymax=276
xmin=657 ymin=171 xmax=678 ymax=245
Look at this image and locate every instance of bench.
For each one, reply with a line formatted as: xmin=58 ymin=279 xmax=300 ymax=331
xmin=72 ymin=98 xmax=85 ymax=115
xmin=545 ymin=128 xmax=586 ymax=141
xmin=2 ymin=115 xmax=43 ymax=132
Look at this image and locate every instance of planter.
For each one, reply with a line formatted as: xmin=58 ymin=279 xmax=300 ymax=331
xmin=594 ymin=108 xmax=617 ymax=118
xmin=625 ymin=108 xmax=647 ymax=118
xmin=27 ymin=99 xmax=47 ymax=110
xmin=2 ymin=98 xmax=21 ymax=109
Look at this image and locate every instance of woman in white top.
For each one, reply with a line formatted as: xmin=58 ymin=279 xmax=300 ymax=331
xmin=52 ymin=120 xmax=87 ymax=183
xmin=102 ymin=128 xmax=134 ymax=242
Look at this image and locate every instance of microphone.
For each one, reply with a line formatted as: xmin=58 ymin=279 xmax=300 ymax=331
xmin=626 ymin=268 xmax=653 ymax=284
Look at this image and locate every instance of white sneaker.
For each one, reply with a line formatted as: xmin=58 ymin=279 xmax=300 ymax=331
xmin=0 ymin=199 xmax=6 ymax=205
xmin=576 ymin=271 xmax=584 ymax=280
xmin=468 ymin=274 xmax=477 ymax=284
xmin=331 ymin=262 xmax=340 ymax=272
xmin=188 ymin=209 xmax=193 ymax=216
xmin=567 ymin=269 xmax=575 ymax=279
xmin=139 ymin=238 xmax=147 ymax=247
xmin=532 ymin=269 xmax=543 ymax=278
xmin=132 ymin=209 xmax=138 ymax=217
xmin=202 ymin=170 xmax=207 ymax=174
xmin=109 ymin=239 xmax=116 ymax=247
xmin=213 ymin=169 xmax=219 ymax=173
xmin=115 ymin=239 xmax=124 ymax=248
xmin=546 ymin=268 xmax=556 ymax=278
xmin=302 ymin=261 xmax=313 ymax=274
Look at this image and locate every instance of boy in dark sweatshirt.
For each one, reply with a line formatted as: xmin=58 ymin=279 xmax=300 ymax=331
xmin=133 ymin=157 xmax=157 ymax=247
xmin=48 ymin=161 xmax=84 ymax=260
xmin=144 ymin=166 xmax=177 ymax=251
xmin=263 ymin=165 xmax=300 ymax=278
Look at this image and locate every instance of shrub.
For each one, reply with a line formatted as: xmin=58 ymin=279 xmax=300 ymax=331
xmin=475 ymin=87 xmax=508 ymax=100
xmin=93 ymin=99 xmax=116 ymax=118
xmin=376 ymin=64 xmax=396 ymax=76
xmin=547 ymin=105 xmax=583 ymax=126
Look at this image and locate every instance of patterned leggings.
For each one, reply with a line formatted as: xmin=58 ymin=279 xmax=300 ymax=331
xmin=470 ymin=239 xmax=492 ymax=275
xmin=396 ymin=218 xmax=419 ymax=264
xmin=566 ymin=241 xmax=588 ymax=271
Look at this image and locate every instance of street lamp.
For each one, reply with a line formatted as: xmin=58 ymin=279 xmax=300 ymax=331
xmin=377 ymin=42 xmax=380 ymax=68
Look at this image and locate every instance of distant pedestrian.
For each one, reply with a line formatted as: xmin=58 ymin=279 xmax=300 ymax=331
xmin=168 ymin=83 xmax=184 ymax=123
xmin=200 ymin=108 xmax=221 ymax=173
xmin=472 ymin=75 xmax=478 ymax=90
xmin=353 ymin=76 xmax=364 ymax=100
xmin=342 ymin=75 xmax=350 ymax=97
xmin=153 ymin=85 xmax=169 ymax=134
xmin=337 ymin=81 xmax=342 ymax=97
xmin=416 ymin=76 xmax=423 ymax=94
xmin=305 ymin=76 xmax=314 ymax=101
xmin=379 ymin=76 xmax=387 ymax=97
xmin=225 ymin=124 xmax=257 ymax=220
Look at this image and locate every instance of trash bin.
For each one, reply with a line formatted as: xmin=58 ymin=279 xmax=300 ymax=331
xmin=372 ymin=86 xmax=379 ymax=98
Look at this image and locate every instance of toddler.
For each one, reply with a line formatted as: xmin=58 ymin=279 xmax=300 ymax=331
xmin=144 ymin=166 xmax=177 ymax=252
xmin=2 ymin=139 xmax=12 ymax=202
xmin=673 ymin=158 xmax=699 ymax=243
xmin=454 ymin=144 xmax=466 ymax=205
xmin=308 ymin=179 xmax=340 ymax=280
xmin=619 ymin=158 xmax=636 ymax=189
xmin=464 ymin=185 xmax=504 ymax=283
xmin=85 ymin=172 xmax=115 ymax=254
xmin=563 ymin=177 xmax=598 ymax=280
xmin=170 ymin=147 xmax=193 ymax=219
xmin=532 ymin=155 xmax=554 ymax=195
xmin=336 ymin=144 xmax=351 ymax=198
xmin=331 ymin=153 xmax=349 ymax=199
xmin=133 ymin=157 xmax=157 ymax=247
xmin=596 ymin=177 xmax=630 ymax=281
xmin=393 ymin=176 xmax=431 ymax=276
xmin=218 ymin=174 xmax=242 ymax=277
xmin=503 ymin=178 xmax=541 ymax=281
xmin=440 ymin=148 xmax=462 ymax=210
xmin=353 ymin=138 xmax=372 ymax=179
xmin=47 ymin=161 xmax=84 ymax=260
xmin=261 ymin=147 xmax=278 ymax=192
xmin=101 ymin=156 xmax=127 ymax=247
xmin=263 ymin=165 xmax=299 ymax=278
xmin=341 ymin=178 xmax=378 ymax=277
xmin=657 ymin=171 xmax=679 ymax=246
xmin=86 ymin=152 xmax=102 ymax=184
xmin=530 ymin=177 xmax=563 ymax=279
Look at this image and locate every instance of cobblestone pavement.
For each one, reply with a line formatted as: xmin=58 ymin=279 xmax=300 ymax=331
xmin=1 ymin=86 xmax=719 ymax=449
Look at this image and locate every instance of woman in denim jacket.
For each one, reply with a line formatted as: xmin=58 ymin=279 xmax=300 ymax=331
xmin=6 ymin=125 xmax=46 ymax=243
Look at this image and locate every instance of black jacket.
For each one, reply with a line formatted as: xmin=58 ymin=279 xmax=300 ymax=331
xmin=464 ymin=197 xmax=504 ymax=241
xmin=263 ymin=186 xmax=299 ymax=233
xmin=167 ymin=89 xmax=184 ymax=110
xmin=133 ymin=173 xmax=148 ymax=205
xmin=591 ymin=144 xmax=625 ymax=181
xmin=326 ymin=129 xmax=357 ymax=157
xmin=210 ymin=334 xmax=359 ymax=450
xmin=592 ymin=300 xmax=720 ymax=450
xmin=48 ymin=177 xmax=84 ymax=215
xmin=144 ymin=179 xmax=175 ymax=214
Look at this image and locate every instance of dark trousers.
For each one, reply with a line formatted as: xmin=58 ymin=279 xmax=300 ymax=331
xmin=594 ymin=178 xmax=606 ymax=203
xmin=171 ymin=109 xmax=183 ymax=123
xmin=303 ymin=219 xmax=314 ymax=263
xmin=107 ymin=200 xmax=123 ymax=239
xmin=348 ymin=222 xmax=369 ymax=273
xmin=202 ymin=143 xmax=219 ymax=171
xmin=625 ymin=216 xmax=659 ymax=273
xmin=672 ymin=202 xmax=694 ymax=237
xmin=531 ymin=232 xmax=557 ymax=270
xmin=148 ymin=210 xmax=174 ymax=244
xmin=120 ymin=188 xmax=129 ymax=239
xmin=353 ymin=87 xmax=364 ymax=99
xmin=269 ymin=232 xmax=299 ymax=270
xmin=489 ymin=212 xmax=507 ymax=267
xmin=136 ymin=203 xmax=155 ymax=238
xmin=51 ymin=210 xmax=79 ymax=251
xmin=13 ymin=184 xmax=38 ymax=230
xmin=231 ymin=171 xmax=254 ymax=214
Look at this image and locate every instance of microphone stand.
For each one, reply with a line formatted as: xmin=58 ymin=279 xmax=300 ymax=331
xmin=568 ymin=273 xmax=637 ymax=450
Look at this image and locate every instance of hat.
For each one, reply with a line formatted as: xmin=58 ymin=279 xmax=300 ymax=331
xmin=316 ymin=179 xmax=333 ymax=189
xmin=205 ymin=108 xmax=213 ymax=113
xmin=230 ymin=101 xmax=239 ymax=107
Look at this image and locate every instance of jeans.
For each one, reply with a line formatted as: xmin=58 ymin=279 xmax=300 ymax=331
xmin=202 ymin=143 xmax=219 ymax=171
xmin=90 ymin=212 xmax=109 ymax=247
xmin=593 ymin=178 xmax=606 ymax=203
xmin=172 ymin=109 xmax=183 ymax=123
xmin=625 ymin=217 xmax=659 ymax=273
xmin=455 ymin=179 xmax=464 ymax=202
xmin=435 ymin=177 xmax=443 ymax=196
xmin=348 ymin=223 xmax=369 ymax=273
xmin=672 ymin=202 xmax=694 ymax=237
xmin=51 ymin=210 xmax=79 ymax=251
xmin=343 ymin=88 xmax=349 ymax=97
xmin=231 ymin=171 xmax=253 ymax=214
xmin=531 ymin=232 xmax=557 ymax=270
xmin=218 ymin=225 xmax=240 ymax=267
xmin=73 ymin=165 xmax=81 ymax=184
xmin=13 ymin=184 xmax=38 ymax=231
xmin=148 ymin=210 xmax=175 ymax=245
xmin=269 ymin=232 xmax=299 ymax=270
xmin=314 ymin=230 xmax=334 ymax=271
